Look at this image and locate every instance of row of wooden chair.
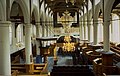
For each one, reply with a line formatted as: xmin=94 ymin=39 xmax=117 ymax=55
xmin=11 ymin=63 xmax=47 ymax=75
xmin=80 ymin=42 xmax=120 ymax=76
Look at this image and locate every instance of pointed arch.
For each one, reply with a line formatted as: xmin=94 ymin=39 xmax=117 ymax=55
xmin=11 ymin=0 xmax=30 ymax=23
xmin=104 ymin=0 xmax=115 ymax=22
xmin=94 ymin=3 xmax=101 ymax=19
xmin=32 ymin=5 xmax=39 ymax=22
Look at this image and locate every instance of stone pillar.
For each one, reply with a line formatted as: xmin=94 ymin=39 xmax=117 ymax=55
xmin=83 ymin=12 xmax=86 ymax=40
xmin=93 ymin=22 xmax=98 ymax=45
xmin=42 ymin=24 xmax=45 ymax=37
xmin=39 ymin=25 xmax=42 ymax=37
xmin=79 ymin=19 xmax=81 ymax=39
xmin=92 ymin=0 xmax=98 ymax=44
xmin=46 ymin=24 xmax=48 ymax=37
xmin=36 ymin=23 xmax=40 ymax=55
xmin=79 ymin=18 xmax=83 ymax=40
xmin=101 ymin=0 xmax=115 ymax=75
xmin=0 ymin=21 xmax=11 ymax=75
xmin=36 ymin=23 xmax=40 ymax=37
xmin=25 ymin=23 xmax=32 ymax=64
xmin=80 ymin=17 xmax=84 ymax=40
xmin=87 ymin=0 xmax=90 ymax=42
xmin=87 ymin=23 xmax=91 ymax=42
xmin=103 ymin=21 xmax=110 ymax=51
xmin=103 ymin=0 xmax=111 ymax=51
xmin=103 ymin=1 xmax=110 ymax=52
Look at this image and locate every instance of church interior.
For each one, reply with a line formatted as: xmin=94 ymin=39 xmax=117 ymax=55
xmin=0 ymin=0 xmax=120 ymax=76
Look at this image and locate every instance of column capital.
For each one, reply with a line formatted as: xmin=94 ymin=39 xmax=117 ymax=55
xmin=25 ymin=23 xmax=32 ymax=28
xmin=0 ymin=21 xmax=11 ymax=27
xmin=36 ymin=22 xmax=40 ymax=25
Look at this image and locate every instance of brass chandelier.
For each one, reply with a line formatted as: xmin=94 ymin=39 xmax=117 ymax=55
xmin=62 ymin=36 xmax=75 ymax=52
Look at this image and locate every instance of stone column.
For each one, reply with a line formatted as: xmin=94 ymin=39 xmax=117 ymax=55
xmin=79 ymin=18 xmax=83 ymax=40
xmin=36 ymin=23 xmax=40 ymax=55
xmin=103 ymin=20 xmax=110 ymax=51
xmin=25 ymin=23 xmax=32 ymax=64
xmin=87 ymin=0 xmax=90 ymax=42
xmin=92 ymin=0 xmax=98 ymax=44
xmin=42 ymin=24 xmax=45 ymax=37
xmin=83 ymin=8 xmax=86 ymax=40
xmin=36 ymin=23 xmax=40 ymax=38
xmin=103 ymin=0 xmax=110 ymax=52
xmin=80 ymin=17 xmax=84 ymax=40
xmin=0 ymin=21 xmax=11 ymax=75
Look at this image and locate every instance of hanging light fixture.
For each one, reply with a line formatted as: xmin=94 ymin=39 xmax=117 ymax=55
xmin=60 ymin=10 xmax=73 ymax=27
xmin=62 ymin=36 xmax=75 ymax=52
xmin=59 ymin=10 xmax=75 ymax=52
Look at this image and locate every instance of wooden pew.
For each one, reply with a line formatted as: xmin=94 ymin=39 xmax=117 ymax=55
xmin=110 ymin=46 xmax=120 ymax=64
xmin=11 ymin=63 xmax=26 ymax=74
xmin=11 ymin=70 xmax=18 ymax=76
xmin=110 ymin=47 xmax=120 ymax=54
xmin=11 ymin=63 xmax=47 ymax=75
xmin=86 ymin=51 xmax=101 ymax=62
xmin=93 ymin=58 xmax=102 ymax=76
xmin=93 ymin=58 xmax=118 ymax=76
xmin=32 ymin=63 xmax=46 ymax=74
xmin=103 ymin=73 xmax=120 ymax=76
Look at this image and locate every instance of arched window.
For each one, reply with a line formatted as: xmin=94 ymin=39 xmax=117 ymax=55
xmin=111 ymin=14 xmax=120 ymax=43
xmin=9 ymin=25 xmax=12 ymax=45
xmin=32 ymin=25 xmax=36 ymax=40
xmin=90 ymin=19 xmax=93 ymax=42
xmin=97 ymin=18 xmax=103 ymax=43
xmin=16 ymin=24 xmax=23 ymax=43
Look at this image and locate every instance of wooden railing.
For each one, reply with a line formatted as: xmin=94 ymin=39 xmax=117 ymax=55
xmin=11 ymin=55 xmax=20 ymax=64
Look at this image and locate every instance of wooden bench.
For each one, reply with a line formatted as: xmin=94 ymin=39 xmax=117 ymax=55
xmin=11 ymin=63 xmax=26 ymax=74
xmin=93 ymin=58 xmax=102 ymax=76
xmin=110 ymin=46 xmax=120 ymax=64
xmin=103 ymin=73 xmax=120 ymax=76
xmin=93 ymin=58 xmax=118 ymax=76
xmin=11 ymin=63 xmax=47 ymax=75
xmin=11 ymin=70 xmax=18 ymax=76
xmin=33 ymin=63 xmax=46 ymax=74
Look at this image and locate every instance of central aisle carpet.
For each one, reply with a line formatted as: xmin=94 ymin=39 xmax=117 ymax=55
xmin=47 ymin=56 xmax=73 ymax=72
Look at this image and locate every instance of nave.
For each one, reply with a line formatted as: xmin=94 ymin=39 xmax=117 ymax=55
xmin=1 ymin=0 xmax=120 ymax=76
xmin=10 ymin=39 xmax=120 ymax=76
